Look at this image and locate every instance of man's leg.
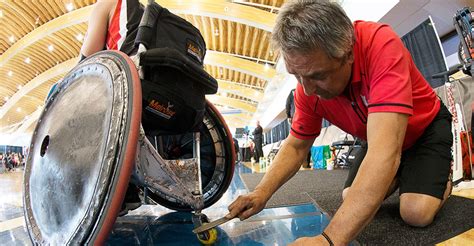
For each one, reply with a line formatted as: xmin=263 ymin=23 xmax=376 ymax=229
xmin=398 ymin=103 xmax=453 ymax=227
xmin=399 ymin=180 xmax=451 ymax=227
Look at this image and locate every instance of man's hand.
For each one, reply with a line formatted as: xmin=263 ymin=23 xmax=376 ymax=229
xmin=289 ymin=235 xmax=331 ymax=246
xmin=227 ymin=190 xmax=269 ymax=220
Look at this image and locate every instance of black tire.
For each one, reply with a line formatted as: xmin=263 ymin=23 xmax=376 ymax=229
xmin=145 ymin=102 xmax=235 ymax=211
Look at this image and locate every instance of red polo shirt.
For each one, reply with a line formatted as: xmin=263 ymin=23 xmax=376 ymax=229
xmin=290 ymin=21 xmax=440 ymax=150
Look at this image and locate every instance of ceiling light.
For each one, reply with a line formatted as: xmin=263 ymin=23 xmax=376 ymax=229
xmin=76 ymin=33 xmax=84 ymax=41
xmin=48 ymin=44 xmax=54 ymax=52
xmin=0 ymin=10 xmax=3 ymax=18
xmin=24 ymin=57 xmax=31 ymax=64
xmin=7 ymin=71 xmax=13 ymax=76
xmin=222 ymin=92 xmax=228 ymax=97
xmin=264 ymin=63 xmax=270 ymax=71
xmin=17 ymin=85 xmax=22 ymax=90
xmin=8 ymin=35 xmax=15 ymax=43
xmin=4 ymin=96 xmax=9 ymax=101
xmin=214 ymin=29 xmax=219 ymax=36
xmin=16 ymin=107 xmax=21 ymax=112
xmin=66 ymin=3 xmax=74 ymax=12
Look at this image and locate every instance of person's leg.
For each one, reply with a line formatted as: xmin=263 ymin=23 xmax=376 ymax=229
xmin=398 ymin=104 xmax=453 ymax=227
xmin=343 ymin=141 xmax=374 ymax=200
xmin=253 ymin=145 xmax=258 ymax=162
xmin=256 ymin=141 xmax=263 ymax=161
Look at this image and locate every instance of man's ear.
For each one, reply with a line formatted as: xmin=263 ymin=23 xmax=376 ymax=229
xmin=346 ymin=50 xmax=354 ymax=64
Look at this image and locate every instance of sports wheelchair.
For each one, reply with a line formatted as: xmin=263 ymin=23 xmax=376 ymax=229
xmin=23 ymin=2 xmax=235 ymax=245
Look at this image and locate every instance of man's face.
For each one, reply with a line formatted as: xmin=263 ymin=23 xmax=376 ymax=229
xmin=284 ymin=48 xmax=353 ymax=99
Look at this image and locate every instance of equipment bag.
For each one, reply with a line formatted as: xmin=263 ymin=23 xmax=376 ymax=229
xmin=135 ymin=2 xmax=218 ymax=135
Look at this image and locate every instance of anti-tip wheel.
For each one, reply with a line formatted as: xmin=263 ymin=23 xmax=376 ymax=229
xmin=197 ymin=227 xmax=217 ymax=245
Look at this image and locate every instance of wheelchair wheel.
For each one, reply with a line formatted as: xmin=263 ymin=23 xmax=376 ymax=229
xmin=146 ymin=101 xmax=235 ymax=211
xmin=23 ymin=50 xmax=142 ymax=245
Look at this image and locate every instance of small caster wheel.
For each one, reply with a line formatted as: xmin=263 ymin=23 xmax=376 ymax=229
xmin=197 ymin=227 xmax=217 ymax=245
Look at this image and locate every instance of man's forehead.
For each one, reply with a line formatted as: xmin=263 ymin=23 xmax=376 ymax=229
xmin=285 ymin=56 xmax=328 ymax=75
xmin=285 ymin=48 xmax=341 ymax=72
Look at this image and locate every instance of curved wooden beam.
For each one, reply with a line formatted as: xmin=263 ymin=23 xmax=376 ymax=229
xmin=0 ymin=58 xmax=77 ymax=119
xmin=153 ymin=0 xmax=275 ymax=32
xmin=221 ymin=115 xmax=250 ymax=128
xmin=0 ymin=6 xmax=91 ymax=66
xmin=217 ymin=79 xmax=263 ymax=102
xmin=206 ymin=95 xmax=256 ymax=114
xmin=14 ymin=108 xmax=42 ymax=135
xmin=206 ymin=51 xmax=276 ymax=81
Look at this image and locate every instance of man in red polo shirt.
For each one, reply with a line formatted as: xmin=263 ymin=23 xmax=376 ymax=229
xmin=227 ymin=1 xmax=453 ymax=245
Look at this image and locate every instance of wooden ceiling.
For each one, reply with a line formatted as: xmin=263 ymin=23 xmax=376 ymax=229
xmin=0 ymin=0 xmax=286 ymax=135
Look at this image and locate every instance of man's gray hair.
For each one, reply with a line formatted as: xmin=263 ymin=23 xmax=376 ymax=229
xmin=272 ymin=0 xmax=355 ymax=59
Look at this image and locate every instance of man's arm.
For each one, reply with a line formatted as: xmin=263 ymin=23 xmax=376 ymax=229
xmin=80 ymin=0 xmax=116 ymax=57
xmin=227 ymin=134 xmax=315 ymax=220
xmin=323 ymin=112 xmax=408 ymax=245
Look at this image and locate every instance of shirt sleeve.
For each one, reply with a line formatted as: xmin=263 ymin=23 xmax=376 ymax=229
xmin=290 ymin=84 xmax=322 ymax=140
xmin=365 ymin=24 xmax=414 ymax=115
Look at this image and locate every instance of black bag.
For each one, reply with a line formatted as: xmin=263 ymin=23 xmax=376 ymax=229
xmin=136 ymin=2 xmax=218 ymax=135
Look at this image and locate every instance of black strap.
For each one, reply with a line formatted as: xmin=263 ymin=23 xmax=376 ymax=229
xmin=322 ymin=231 xmax=334 ymax=246
xmin=135 ymin=2 xmax=163 ymax=49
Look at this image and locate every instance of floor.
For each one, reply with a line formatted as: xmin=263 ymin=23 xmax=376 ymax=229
xmin=0 ymin=163 xmax=473 ymax=245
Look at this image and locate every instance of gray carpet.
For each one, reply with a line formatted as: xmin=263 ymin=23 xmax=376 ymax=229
xmin=241 ymin=169 xmax=350 ymax=208
xmin=241 ymin=170 xmax=474 ymax=245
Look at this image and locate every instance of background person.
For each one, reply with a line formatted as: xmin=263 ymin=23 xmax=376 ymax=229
xmin=252 ymin=121 xmax=264 ymax=163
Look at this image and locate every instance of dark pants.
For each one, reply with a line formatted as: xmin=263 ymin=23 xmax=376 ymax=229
xmin=254 ymin=140 xmax=263 ymax=161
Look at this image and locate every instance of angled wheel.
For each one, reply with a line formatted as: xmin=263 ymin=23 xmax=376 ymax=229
xmin=23 ymin=50 xmax=141 ymax=245
xmin=146 ymin=102 xmax=236 ymax=211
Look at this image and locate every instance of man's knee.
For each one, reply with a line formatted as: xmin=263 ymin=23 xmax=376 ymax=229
xmin=400 ymin=194 xmax=441 ymax=227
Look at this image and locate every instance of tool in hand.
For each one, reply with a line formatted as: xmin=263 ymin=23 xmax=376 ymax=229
xmin=192 ymin=216 xmax=234 ymax=234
